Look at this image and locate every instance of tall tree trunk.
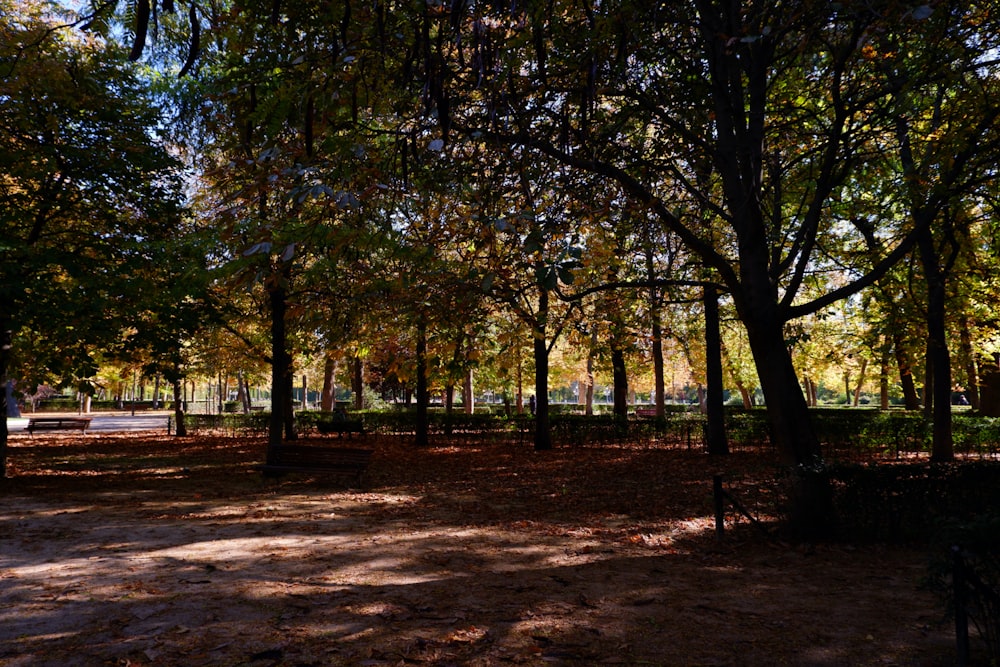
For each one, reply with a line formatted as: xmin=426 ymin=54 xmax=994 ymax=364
xmin=516 ymin=363 xmax=524 ymax=414
xmin=919 ymin=229 xmax=954 ymax=462
xmin=321 ymin=354 xmax=336 ymax=411
xmin=266 ymin=272 xmax=292 ymax=462
xmin=0 ymin=325 xmax=10 ymax=478
xmin=880 ymin=341 xmax=891 ymax=410
xmin=745 ymin=309 xmax=833 ymax=536
xmin=585 ymin=329 xmax=598 ymax=416
xmin=744 ymin=316 xmax=819 ymax=464
xmin=352 ymin=356 xmax=364 ymax=410
xmin=533 ymin=287 xmax=552 ymax=451
xmin=415 ymin=320 xmax=429 ymax=447
xmin=172 ymin=375 xmax=187 ymax=437
xmin=464 ymin=369 xmax=474 ymax=415
xmin=643 ymin=235 xmax=666 ymax=417
xmin=704 ymin=286 xmax=728 ymax=455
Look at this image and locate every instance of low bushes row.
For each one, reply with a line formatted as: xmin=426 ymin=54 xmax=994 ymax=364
xmin=171 ymin=407 xmax=1000 ymax=458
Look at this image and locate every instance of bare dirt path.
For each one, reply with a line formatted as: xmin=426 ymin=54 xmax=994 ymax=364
xmin=0 ymin=432 xmax=955 ymax=666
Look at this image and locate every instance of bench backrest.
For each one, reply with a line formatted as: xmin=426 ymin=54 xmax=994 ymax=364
xmin=271 ymin=446 xmax=372 ymax=467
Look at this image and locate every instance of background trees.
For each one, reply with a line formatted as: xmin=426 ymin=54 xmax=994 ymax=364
xmin=413 ymin=0 xmax=1000 ymax=469
xmin=8 ymin=0 xmax=1000 ymax=516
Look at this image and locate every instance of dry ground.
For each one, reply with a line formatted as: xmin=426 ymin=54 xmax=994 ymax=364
xmin=0 ymin=429 xmax=957 ymax=666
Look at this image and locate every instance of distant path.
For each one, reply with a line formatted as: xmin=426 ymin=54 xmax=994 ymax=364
xmin=6 ymin=412 xmax=172 ymax=434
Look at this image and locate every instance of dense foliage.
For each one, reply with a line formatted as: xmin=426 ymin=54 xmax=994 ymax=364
xmin=5 ymin=1 xmax=1000 ymax=499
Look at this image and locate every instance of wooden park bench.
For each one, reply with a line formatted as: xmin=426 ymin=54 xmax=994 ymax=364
xmin=316 ymin=418 xmax=365 ymax=437
xmin=258 ymin=445 xmax=373 ymax=486
xmin=26 ymin=417 xmax=92 ymax=434
xmin=635 ymin=408 xmax=660 ymax=419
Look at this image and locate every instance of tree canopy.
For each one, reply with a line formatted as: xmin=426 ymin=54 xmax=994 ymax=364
xmin=5 ymin=0 xmax=1000 ymax=507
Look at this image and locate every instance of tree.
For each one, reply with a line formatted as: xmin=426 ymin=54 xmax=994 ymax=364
xmin=411 ymin=0 xmax=1000 ymax=531
xmin=118 ymin=228 xmax=220 ymax=436
xmin=0 ymin=0 xmax=184 ymax=476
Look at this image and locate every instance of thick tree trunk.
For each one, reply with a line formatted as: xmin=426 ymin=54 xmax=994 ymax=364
xmin=266 ymin=274 xmax=293 ymax=462
xmin=737 ymin=295 xmax=823 ymax=467
xmin=746 ymin=319 xmax=820 ymax=465
xmin=742 ymin=305 xmax=834 ymax=536
xmin=172 ymin=376 xmax=187 ymax=437
xmin=464 ymin=369 xmax=474 ymax=415
xmin=919 ymin=230 xmax=954 ymax=462
xmin=533 ymin=333 xmax=551 ymax=450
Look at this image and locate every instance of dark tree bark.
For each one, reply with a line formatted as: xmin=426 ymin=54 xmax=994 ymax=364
xmin=415 ymin=320 xmax=429 ymax=447
xmin=533 ymin=286 xmax=552 ymax=451
xmin=611 ymin=343 xmax=628 ymax=423
xmin=918 ymin=226 xmax=955 ymax=462
xmin=172 ymin=376 xmax=187 ymax=437
xmin=644 ymin=246 xmax=666 ymax=418
xmin=266 ymin=269 xmax=294 ymax=462
xmin=0 ymin=325 xmax=10 ymax=478
xmin=959 ymin=318 xmax=980 ymax=410
xmin=321 ymin=354 xmax=336 ymax=411
xmin=704 ymin=286 xmax=728 ymax=456
xmin=352 ymin=357 xmax=364 ymax=410
xmin=464 ymin=370 xmax=474 ymax=415
xmin=880 ymin=342 xmax=891 ymax=410
xmin=894 ymin=330 xmax=922 ymax=410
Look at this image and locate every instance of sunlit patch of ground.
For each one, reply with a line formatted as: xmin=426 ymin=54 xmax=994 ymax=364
xmin=0 ymin=431 xmax=956 ymax=665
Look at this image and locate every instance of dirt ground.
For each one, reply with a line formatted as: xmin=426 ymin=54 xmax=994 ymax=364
xmin=0 ymin=430 xmax=958 ymax=666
